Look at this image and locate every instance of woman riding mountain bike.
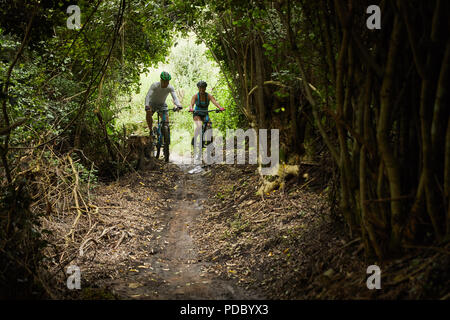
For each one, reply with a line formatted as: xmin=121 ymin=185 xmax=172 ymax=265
xmin=189 ymin=80 xmax=225 ymax=161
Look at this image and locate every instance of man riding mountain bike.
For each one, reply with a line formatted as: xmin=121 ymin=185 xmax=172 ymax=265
xmin=189 ymin=80 xmax=225 ymax=161
xmin=145 ymin=71 xmax=182 ymax=148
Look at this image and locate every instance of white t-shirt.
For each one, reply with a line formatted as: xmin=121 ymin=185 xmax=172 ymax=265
xmin=144 ymin=82 xmax=181 ymax=108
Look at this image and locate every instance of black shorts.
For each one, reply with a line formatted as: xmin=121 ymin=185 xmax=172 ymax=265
xmin=193 ymin=110 xmax=207 ymax=120
xmin=145 ymin=103 xmax=168 ymax=114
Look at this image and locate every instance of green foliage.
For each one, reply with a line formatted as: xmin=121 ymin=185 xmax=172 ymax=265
xmin=0 ymin=0 xmax=180 ymax=176
xmin=115 ymin=32 xmax=246 ymax=157
xmin=0 ymin=1 xmax=188 ymax=296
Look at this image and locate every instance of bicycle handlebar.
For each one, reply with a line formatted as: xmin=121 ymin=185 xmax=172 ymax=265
xmin=188 ymin=108 xmax=225 ymax=113
xmin=152 ymin=106 xmax=182 ymax=114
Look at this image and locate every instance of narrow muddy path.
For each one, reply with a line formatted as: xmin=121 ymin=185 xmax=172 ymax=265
xmin=104 ymin=159 xmax=262 ymax=299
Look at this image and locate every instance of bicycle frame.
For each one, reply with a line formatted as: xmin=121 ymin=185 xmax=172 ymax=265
xmin=202 ymin=112 xmax=212 ymax=143
xmin=192 ymin=109 xmax=222 ymax=149
xmin=151 ymin=107 xmax=179 ymax=161
xmin=155 ymin=110 xmax=169 ymax=146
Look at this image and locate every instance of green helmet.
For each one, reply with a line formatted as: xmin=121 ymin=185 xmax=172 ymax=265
xmin=160 ymin=71 xmax=171 ymax=81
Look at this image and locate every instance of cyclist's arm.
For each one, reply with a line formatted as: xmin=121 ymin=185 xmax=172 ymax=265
xmin=189 ymin=95 xmax=197 ymax=110
xmin=208 ymin=94 xmax=222 ymax=109
xmin=145 ymin=83 xmax=157 ymax=108
xmin=169 ymin=85 xmax=182 ymax=108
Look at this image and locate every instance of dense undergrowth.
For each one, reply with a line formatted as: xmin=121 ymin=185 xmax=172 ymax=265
xmin=1 ymin=0 xmax=449 ymax=299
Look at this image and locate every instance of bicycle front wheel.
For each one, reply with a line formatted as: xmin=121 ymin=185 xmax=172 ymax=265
xmin=151 ymin=127 xmax=160 ymax=158
xmin=155 ymin=143 xmax=161 ymax=159
xmin=162 ymin=125 xmax=170 ymax=162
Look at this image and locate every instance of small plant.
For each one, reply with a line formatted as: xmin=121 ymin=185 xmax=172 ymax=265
xmin=230 ymin=217 xmax=250 ymax=235
xmin=216 ymin=192 xmax=225 ymax=200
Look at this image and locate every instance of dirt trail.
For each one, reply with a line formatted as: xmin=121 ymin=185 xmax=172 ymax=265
xmin=56 ymin=152 xmax=445 ymax=300
xmin=76 ymin=151 xmax=449 ymax=301
xmin=104 ymin=158 xmax=262 ymax=300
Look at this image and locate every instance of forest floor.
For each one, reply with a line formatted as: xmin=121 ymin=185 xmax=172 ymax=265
xmin=54 ymin=154 xmax=450 ymax=300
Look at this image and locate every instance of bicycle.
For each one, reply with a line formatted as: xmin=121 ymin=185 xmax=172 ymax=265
xmin=149 ymin=106 xmax=181 ymax=162
xmin=189 ymin=108 xmax=224 ymax=162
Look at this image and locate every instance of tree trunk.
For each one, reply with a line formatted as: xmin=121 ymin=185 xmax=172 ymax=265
xmin=377 ymin=14 xmax=404 ymax=253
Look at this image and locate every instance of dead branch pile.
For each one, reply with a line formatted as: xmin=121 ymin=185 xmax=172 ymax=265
xmin=9 ymin=145 xmax=123 ymax=297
